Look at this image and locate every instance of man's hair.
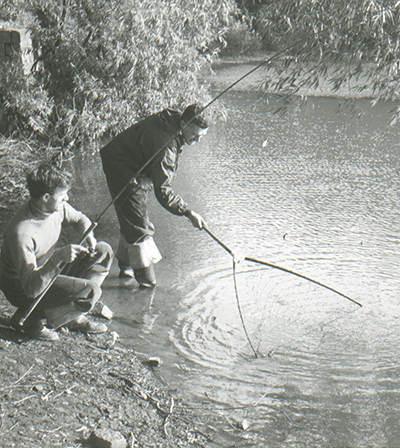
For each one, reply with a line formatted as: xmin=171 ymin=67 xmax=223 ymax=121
xmin=181 ymin=103 xmax=209 ymax=129
xmin=27 ymin=163 xmax=72 ymax=200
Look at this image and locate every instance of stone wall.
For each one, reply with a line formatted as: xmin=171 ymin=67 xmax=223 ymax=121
xmin=0 ymin=26 xmax=34 ymax=75
xmin=0 ymin=29 xmax=21 ymax=61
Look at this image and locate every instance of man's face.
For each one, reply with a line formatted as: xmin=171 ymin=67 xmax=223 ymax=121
xmin=182 ymin=122 xmax=208 ymax=146
xmin=43 ymin=186 xmax=69 ymax=213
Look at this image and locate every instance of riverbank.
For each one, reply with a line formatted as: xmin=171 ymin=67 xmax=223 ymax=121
xmin=206 ymin=55 xmax=375 ymax=98
xmin=0 ymin=301 xmax=222 ymax=447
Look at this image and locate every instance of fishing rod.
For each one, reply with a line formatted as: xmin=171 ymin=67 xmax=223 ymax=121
xmin=202 ymin=37 xmax=308 ymax=111
xmin=17 ymin=38 xmax=307 ymax=327
xmin=17 ymin=173 xmax=151 ymax=327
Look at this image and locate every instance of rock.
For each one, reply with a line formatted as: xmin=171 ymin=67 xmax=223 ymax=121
xmin=234 ymin=418 xmax=251 ymax=431
xmin=144 ymin=356 xmax=161 ymax=368
xmin=241 ymin=418 xmax=250 ymax=430
xmin=89 ymin=427 xmax=126 ymax=448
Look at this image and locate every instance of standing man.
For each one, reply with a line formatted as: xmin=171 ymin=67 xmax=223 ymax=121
xmin=100 ymin=103 xmax=208 ymax=287
xmin=0 ymin=163 xmax=114 ymax=341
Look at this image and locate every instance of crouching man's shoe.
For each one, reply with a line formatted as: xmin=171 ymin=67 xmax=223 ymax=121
xmin=10 ymin=308 xmax=59 ymax=341
xmin=66 ymin=315 xmax=107 ymax=334
xmin=35 ymin=327 xmax=60 ymax=341
xmin=92 ymin=301 xmax=114 ymax=320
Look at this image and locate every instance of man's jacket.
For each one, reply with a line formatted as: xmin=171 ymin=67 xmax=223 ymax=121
xmin=100 ymin=109 xmax=191 ymax=216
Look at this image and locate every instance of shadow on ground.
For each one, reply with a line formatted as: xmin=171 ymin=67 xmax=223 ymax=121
xmin=0 ymin=300 xmax=27 ymax=343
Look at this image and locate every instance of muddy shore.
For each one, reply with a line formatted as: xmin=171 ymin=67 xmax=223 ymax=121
xmin=0 ymin=297 xmax=245 ymax=448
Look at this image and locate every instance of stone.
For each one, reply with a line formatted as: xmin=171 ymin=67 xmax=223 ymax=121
xmin=10 ymin=31 xmax=20 ymax=43
xmin=89 ymin=427 xmax=126 ymax=448
xmin=5 ymin=43 xmax=20 ymax=57
xmin=0 ymin=30 xmax=11 ymax=43
xmin=241 ymin=418 xmax=250 ymax=430
xmin=144 ymin=356 xmax=161 ymax=368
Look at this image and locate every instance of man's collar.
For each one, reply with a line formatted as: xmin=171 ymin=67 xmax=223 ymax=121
xmin=158 ymin=109 xmax=185 ymax=148
xmin=29 ymin=199 xmax=53 ymax=218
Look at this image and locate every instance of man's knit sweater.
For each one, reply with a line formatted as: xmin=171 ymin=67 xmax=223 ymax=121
xmin=0 ymin=200 xmax=91 ymax=299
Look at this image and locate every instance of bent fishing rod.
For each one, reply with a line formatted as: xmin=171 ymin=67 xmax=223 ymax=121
xmin=18 ymin=38 xmax=307 ymax=326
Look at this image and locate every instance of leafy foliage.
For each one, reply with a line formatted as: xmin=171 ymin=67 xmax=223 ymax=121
xmin=1 ymin=0 xmax=237 ymax=149
xmin=218 ymin=20 xmax=262 ymax=58
xmin=0 ymin=60 xmax=54 ymax=137
xmin=246 ymin=0 xmax=400 ymax=123
xmin=0 ymin=135 xmax=47 ymax=227
xmin=0 ymin=0 xmax=19 ymax=22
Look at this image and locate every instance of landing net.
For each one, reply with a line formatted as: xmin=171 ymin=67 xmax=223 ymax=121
xmin=231 ymin=260 xmax=361 ymax=357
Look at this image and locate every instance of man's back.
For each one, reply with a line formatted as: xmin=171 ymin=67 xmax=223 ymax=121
xmin=100 ymin=109 xmax=183 ymax=172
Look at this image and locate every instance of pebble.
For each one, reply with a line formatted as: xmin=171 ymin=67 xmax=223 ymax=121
xmin=89 ymin=427 xmax=126 ymax=448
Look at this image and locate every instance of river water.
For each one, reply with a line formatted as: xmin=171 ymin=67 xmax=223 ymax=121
xmin=71 ymin=91 xmax=400 ymax=447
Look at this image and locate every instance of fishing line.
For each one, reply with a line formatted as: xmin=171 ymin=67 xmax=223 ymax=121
xmin=18 ymin=37 xmax=309 ymax=325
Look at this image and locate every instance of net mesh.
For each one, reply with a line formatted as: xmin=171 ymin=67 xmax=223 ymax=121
xmin=232 ymin=261 xmax=359 ymax=356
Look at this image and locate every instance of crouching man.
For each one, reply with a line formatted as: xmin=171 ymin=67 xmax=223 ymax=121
xmin=0 ymin=163 xmax=114 ymax=341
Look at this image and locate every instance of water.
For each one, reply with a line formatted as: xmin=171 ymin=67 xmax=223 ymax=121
xmin=71 ymin=91 xmax=400 ymax=447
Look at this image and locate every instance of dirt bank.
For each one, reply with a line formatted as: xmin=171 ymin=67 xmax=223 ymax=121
xmin=0 ymin=300 xmax=231 ymax=448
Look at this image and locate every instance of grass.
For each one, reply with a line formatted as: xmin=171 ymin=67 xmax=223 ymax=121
xmin=0 ymin=136 xmax=48 ymax=229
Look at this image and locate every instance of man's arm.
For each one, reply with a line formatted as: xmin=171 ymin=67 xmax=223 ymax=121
xmin=13 ymin=235 xmax=88 ymax=299
xmin=184 ymin=210 xmax=207 ymax=229
xmin=150 ymin=146 xmax=207 ymax=229
xmin=63 ymin=202 xmax=97 ymax=250
xmin=151 ymin=146 xmax=190 ymax=215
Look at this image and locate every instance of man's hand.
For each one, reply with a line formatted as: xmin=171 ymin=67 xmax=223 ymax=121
xmin=186 ymin=210 xmax=207 ymax=230
xmin=53 ymin=244 xmax=89 ymax=266
xmin=85 ymin=233 xmax=97 ymax=251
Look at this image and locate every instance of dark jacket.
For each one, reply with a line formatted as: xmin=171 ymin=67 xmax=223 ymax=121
xmin=100 ymin=109 xmax=190 ymax=216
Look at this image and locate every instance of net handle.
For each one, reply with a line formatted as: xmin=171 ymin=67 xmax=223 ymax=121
xmin=203 ymin=227 xmax=362 ymax=308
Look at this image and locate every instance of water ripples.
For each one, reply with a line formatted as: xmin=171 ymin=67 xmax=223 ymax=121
xmin=167 ymin=93 xmax=400 ymax=445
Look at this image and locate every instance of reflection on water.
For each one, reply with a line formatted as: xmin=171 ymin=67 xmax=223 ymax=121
xmin=71 ymin=91 xmax=400 ymax=447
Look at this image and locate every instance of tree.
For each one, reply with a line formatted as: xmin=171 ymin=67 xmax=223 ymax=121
xmin=0 ymin=0 xmax=18 ymax=21
xmin=248 ymin=0 xmax=400 ymax=123
xmin=1 ymin=0 xmax=237 ymax=148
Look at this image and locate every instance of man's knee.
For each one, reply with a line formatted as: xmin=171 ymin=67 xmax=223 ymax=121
xmin=95 ymin=241 xmax=114 ymax=270
xmin=75 ymin=280 xmax=102 ymax=311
